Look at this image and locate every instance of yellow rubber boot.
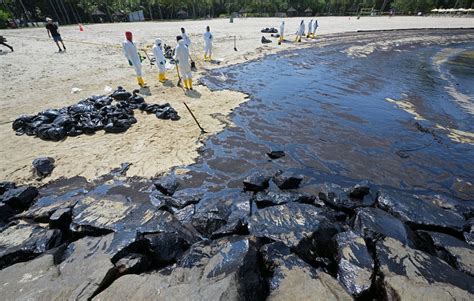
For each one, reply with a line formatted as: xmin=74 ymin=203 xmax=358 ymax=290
xmin=204 ymin=54 xmax=208 ymax=61
xmin=188 ymin=79 xmax=193 ymax=90
xmin=208 ymin=56 xmax=212 ymax=62
xmin=183 ymin=79 xmax=189 ymax=89
xmin=137 ymin=76 xmax=147 ymax=87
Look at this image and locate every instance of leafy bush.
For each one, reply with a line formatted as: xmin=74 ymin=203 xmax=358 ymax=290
xmin=0 ymin=9 xmax=11 ymax=29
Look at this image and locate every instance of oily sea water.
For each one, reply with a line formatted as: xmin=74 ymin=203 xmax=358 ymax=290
xmin=195 ymin=41 xmax=474 ymax=199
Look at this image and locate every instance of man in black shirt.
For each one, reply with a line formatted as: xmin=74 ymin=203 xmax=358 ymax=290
xmin=45 ymin=18 xmax=66 ymax=52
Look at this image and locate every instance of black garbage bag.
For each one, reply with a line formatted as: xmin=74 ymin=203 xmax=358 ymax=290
xmin=261 ymin=27 xmax=278 ymax=33
xmin=111 ymin=86 xmax=132 ymax=101
xmin=12 ymin=115 xmax=33 ymax=131
xmin=261 ymin=36 xmax=272 ymax=44
xmin=41 ymin=109 xmax=61 ymax=121
xmin=32 ymin=157 xmax=55 ymax=177
xmin=129 ymin=94 xmax=145 ymax=105
xmin=156 ymin=106 xmax=180 ymax=120
xmin=104 ymin=119 xmax=131 ymax=133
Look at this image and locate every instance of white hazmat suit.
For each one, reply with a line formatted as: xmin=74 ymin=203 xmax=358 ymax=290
xmin=182 ymin=32 xmax=192 ymax=47
xmin=296 ymin=21 xmax=305 ymax=42
xmin=203 ymin=30 xmax=213 ymax=61
xmin=122 ymin=37 xmax=146 ymax=87
xmin=279 ymin=21 xmax=285 ymax=42
xmin=307 ymin=20 xmax=313 ymax=38
xmin=152 ymin=38 xmax=167 ymax=82
xmin=174 ymin=39 xmax=193 ymax=89
xmin=313 ymin=20 xmax=319 ymax=37
xmin=122 ymin=40 xmax=142 ymax=76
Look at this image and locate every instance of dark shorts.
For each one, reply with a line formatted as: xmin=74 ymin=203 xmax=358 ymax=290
xmin=52 ymin=35 xmax=62 ymax=42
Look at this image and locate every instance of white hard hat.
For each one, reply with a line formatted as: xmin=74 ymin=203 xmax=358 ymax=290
xmin=46 ymin=17 xmax=52 ymax=22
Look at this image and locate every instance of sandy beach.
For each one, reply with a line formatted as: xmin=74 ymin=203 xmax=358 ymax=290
xmin=1 ymin=16 xmax=473 ymax=183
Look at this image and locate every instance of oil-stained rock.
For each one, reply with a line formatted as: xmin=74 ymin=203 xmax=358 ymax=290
xmin=465 ymin=218 xmax=474 ymax=247
xmin=191 ymin=189 xmax=251 ymax=237
xmin=0 ymin=222 xmax=62 ymax=269
xmin=243 ymin=172 xmax=270 ymax=192
xmin=353 ymin=207 xmax=411 ymax=245
xmin=49 ymin=207 xmax=73 ymax=230
xmin=32 ymin=157 xmax=55 ymax=178
xmin=254 ymin=190 xmax=315 ymax=207
xmin=0 ymin=185 xmax=38 ymax=211
xmin=267 ymin=150 xmax=285 ymax=159
xmin=0 ymin=203 xmax=16 ymax=229
xmin=377 ymin=190 xmax=465 ymax=233
xmin=334 ymin=230 xmax=374 ymax=297
xmin=0 ymin=181 xmax=16 ymax=195
xmin=318 ymin=183 xmax=375 ymax=212
xmin=0 ymin=234 xmax=120 ymax=300
xmin=348 ymin=181 xmax=370 ymax=199
xmin=415 ymin=230 xmax=474 ymax=276
xmin=419 ymin=193 xmax=474 ymax=219
xmin=248 ymin=202 xmax=338 ymax=262
xmin=154 ymin=175 xmax=179 ymax=196
xmin=272 ymin=171 xmax=304 ymax=190
xmin=94 ymin=236 xmax=265 ymax=301
xmin=376 ymin=237 xmax=474 ymax=299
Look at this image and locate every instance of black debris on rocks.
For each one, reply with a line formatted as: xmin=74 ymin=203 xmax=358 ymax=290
xmin=12 ymin=87 xmax=179 ymax=141
xmin=272 ymin=170 xmax=304 ymax=190
xmin=32 ymin=157 xmax=55 ymax=178
xmin=243 ymin=171 xmax=271 ymax=192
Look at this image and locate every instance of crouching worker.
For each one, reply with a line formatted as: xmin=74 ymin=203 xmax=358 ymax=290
xmin=174 ymin=36 xmax=193 ymax=90
xmin=203 ymin=26 xmax=213 ymax=61
xmin=122 ymin=31 xmax=147 ymax=87
xmin=152 ymin=38 xmax=167 ymax=82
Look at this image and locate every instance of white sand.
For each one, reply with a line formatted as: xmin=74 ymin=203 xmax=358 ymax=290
xmin=1 ymin=16 xmax=473 ymax=183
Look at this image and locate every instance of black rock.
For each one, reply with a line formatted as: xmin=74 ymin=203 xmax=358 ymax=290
xmin=353 ymin=207 xmax=412 ymax=245
xmin=465 ymin=218 xmax=474 ymax=247
xmin=376 ymin=237 xmax=474 ymax=298
xmin=318 ymin=183 xmax=375 ymax=212
xmin=49 ymin=207 xmax=72 ymax=230
xmin=154 ymin=175 xmax=179 ymax=196
xmin=191 ymin=189 xmax=251 ymax=237
xmin=348 ymin=181 xmax=370 ymax=199
xmin=248 ymin=202 xmax=338 ymax=263
xmin=243 ymin=172 xmax=271 ymax=192
xmin=0 ymin=181 xmax=16 ymax=195
xmin=142 ymin=231 xmax=191 ymax=265
xmin=334 ymin=230 xmax=374 ymax=297
xmin=0 ymin=186 xmax=38 ymax=211
xmin=377 ymin=190 xmax=465 ymax=233
xmin=0 ymin=202 xmax=16 ymax=229
xmin=267 ymin=150 xmax=285 ymax=159
xmin=0 ymin=223 xmax=62 ymax=269
xmin=32 ymin=157 xmax=55 ymax=178
xmin=254 ymin=190 xmax=314 ymax=207
xmin=272 ymin=171 xmax=304 ymax=190
xmin=415 ymin=230 xmax=474 ymax=277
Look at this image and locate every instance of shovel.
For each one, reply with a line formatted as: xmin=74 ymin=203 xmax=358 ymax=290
xmin=234 ymin=36 xmax=238 ymax=51
xmin=189 ymin=54 xmax=197 ymax=71
xmin=175 ymin=61 xmax=182 ymax=88
xmin=183 ymin=101 xmax=207 ymax=134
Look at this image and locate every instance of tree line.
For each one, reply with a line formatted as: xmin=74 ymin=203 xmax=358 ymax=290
xmin=1 ymin=0 xmax=473 ymax=28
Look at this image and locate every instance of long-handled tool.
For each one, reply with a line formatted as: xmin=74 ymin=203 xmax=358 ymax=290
xmin=189 ymin=53 xmax=197 ymax=71
xmin=141 ymin=49 xmax=155 ymax=68
xmin=234 ymin=36 xmax=238 ymax=51
xmin=175 ymin=61 xmax=182 ymax=88
xmin=183 ymin=101 xmax=207 ymax=134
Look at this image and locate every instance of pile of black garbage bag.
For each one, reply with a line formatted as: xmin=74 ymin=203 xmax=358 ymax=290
xmin=12 ymin=87 xmax=180 ymax=141
xmin=261 ymin=27 xmax=278 ymax=33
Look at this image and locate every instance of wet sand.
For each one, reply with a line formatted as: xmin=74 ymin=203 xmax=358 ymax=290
xmin=1 ymin=16 xmax=473 ymax=183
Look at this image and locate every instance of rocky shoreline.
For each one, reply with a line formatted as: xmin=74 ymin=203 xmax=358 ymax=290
xmin=0 ymin=162 xmax=473 ymax=300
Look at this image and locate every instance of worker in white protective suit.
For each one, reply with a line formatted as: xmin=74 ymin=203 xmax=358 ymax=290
xmin=312 ymin=20 xmax=319 ymax=38
xmin=152 ymin=38 xmax=168 ymax=82
xmin=181 ymin=27 xmax=192 ymax=47
xmin=203 ymin=26 xmax=213 ymax=61
xmin=295 ymin=20 xmax=304 ymax=42
xmin=174 ymin=36 xmax=193 ymax=90
xmin=122 ymin=31 xmax=147 ymax=87
xmin=307 ymin=19 xmax=313 ymax=38
xmin=279 ymin=21 xmax=285 ymax=44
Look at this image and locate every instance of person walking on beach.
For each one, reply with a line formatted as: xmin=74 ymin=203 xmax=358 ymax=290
xmin=45 ymin=18 xmax=66 ymax=52
xmin=307 ymin=19 xmax=313 ymax=38
xmin=279 ymin=21 xmax=285 ymax=44
xmin=203 ymin=26 xmax=213 ymax=61
xmin=174 ymin=36 xmax=193 ymax=90
xmin=152 ymin=38 xmax=167 ymax=82
xmin=0 ymin=36 xmax=13 ymax=52
xmin=181 ymin=27 xmax=192 ymax=47
xmin=312 ymin=20 xmax=319 ymax=38
xmin=295 ymin=20 xmax=304 ymax=42
xmin=122 ymin=31 xmax=147 ymax=87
